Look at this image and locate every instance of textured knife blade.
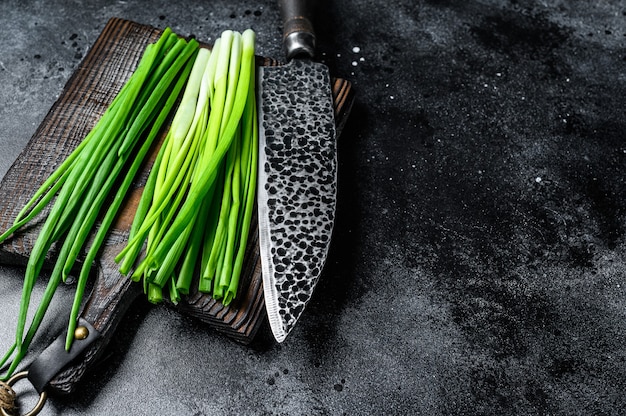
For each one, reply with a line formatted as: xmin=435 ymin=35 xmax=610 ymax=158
xmin=257 ymin=59 xmax=337 ymax=342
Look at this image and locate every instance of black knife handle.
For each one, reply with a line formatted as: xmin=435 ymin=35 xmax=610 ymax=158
xmin=279 ymin=0 xmax=316 ymax=60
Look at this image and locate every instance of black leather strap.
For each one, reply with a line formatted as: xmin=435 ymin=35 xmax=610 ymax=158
xmin=28 ymin=318 xmax=100 ymax=393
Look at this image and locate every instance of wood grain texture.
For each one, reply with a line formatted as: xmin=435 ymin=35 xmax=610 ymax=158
xmin=0 ymin=17 xmax=353 ymax=394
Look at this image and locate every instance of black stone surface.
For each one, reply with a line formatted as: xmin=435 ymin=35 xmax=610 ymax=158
xmin=0 ymin=0 xmax=625 ymax=415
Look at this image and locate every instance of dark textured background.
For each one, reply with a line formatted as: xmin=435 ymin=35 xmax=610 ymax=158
xmin=0 ymin=0 xmax=625 ymax=415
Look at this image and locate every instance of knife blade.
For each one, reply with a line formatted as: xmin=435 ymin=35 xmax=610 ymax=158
xmin=257 ymin=0 xmax=338 ymax=342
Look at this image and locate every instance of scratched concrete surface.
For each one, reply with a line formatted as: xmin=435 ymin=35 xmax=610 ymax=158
xmin=0 ymin=0 xmax=625 ymax=415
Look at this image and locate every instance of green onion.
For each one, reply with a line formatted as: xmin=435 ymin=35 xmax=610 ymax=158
xmin=146 ymin=29 xmax=256 ymax=270
xmin=116 ymin=29 xmax=257 ymax=307
xmin=0 ymin=27 xmax=258 ymax=380
xmin=0 ymin=28 xmax=199 ymax=379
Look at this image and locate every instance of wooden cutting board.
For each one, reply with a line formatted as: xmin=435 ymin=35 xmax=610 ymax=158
xmin=0 ymin=17 xmax=353 ymax=394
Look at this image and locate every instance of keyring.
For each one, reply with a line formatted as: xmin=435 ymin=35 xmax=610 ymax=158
xmin=0 ymin=371 xmax=47 ymax=416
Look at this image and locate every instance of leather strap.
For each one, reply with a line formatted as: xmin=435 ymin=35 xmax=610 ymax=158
xmin=28 ymin=318 xmax=100 ymax=393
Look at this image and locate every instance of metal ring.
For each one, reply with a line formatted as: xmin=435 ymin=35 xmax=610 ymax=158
xmin=0 ymin=371 xmax=47 ymax=416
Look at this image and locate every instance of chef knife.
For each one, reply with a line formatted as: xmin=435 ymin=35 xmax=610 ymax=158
xmin=257 ymin=0 xmax=338 ymax=342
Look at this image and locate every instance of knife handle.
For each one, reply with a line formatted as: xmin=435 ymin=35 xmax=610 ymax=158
xmin=279 ymin=0 xmax=316 ymax=60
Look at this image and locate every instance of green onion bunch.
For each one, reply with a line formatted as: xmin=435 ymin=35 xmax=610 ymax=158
xmin=0 ymin=27 xmax=257 ymax=380
xmin=116 ymin=28 xmax=257 ymax=306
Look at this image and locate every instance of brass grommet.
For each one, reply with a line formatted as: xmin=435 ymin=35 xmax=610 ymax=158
xmin=74 ymin=325 xmax=90 ymax=341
